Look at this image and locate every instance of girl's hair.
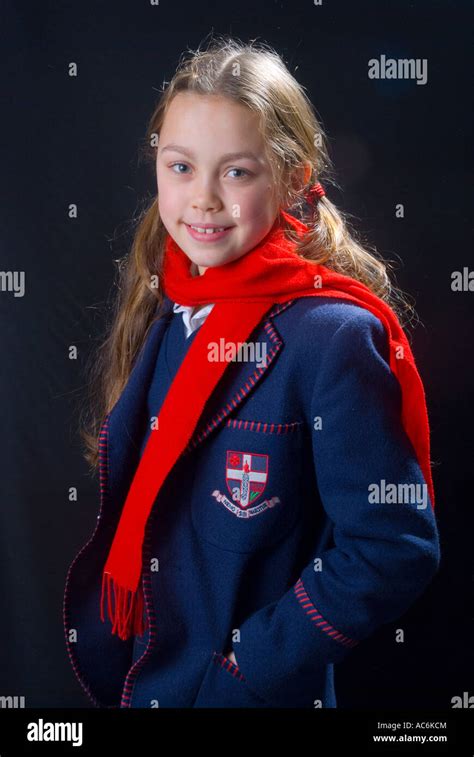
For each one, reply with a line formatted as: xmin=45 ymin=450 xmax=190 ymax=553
xmin=79 ymin=34 xmax=417 ymax=472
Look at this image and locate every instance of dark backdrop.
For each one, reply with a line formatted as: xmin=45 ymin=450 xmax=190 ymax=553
xmin=1 ymin=0 xmax=472 ymax=708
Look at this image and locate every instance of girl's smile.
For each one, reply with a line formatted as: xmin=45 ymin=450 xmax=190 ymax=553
xmin=184 ymin=222 xmax=235 ymax=243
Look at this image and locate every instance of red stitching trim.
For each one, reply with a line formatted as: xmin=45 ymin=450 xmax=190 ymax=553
xmin=120 ymin=513 xmax=159 ymax=708
xmin=212 ymin=651 xmax=246 ymax=682
xmin=225 ymin=418 xmax=303 ymax=435
xmin=294 ymin=578 xmax=359 ymax=648
xmin=63 ymin=415 xmax=117 ymax=708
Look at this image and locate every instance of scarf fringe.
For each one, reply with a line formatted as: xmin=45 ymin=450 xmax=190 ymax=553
xmin=100 ymin=571 xmax=148 ymax=641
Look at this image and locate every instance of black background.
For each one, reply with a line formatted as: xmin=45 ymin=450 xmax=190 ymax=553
xmin=1 ymin=0 xmax=472 ymax=708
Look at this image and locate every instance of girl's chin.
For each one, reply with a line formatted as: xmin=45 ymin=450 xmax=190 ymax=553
xmin=187 ymin=253 xmax=237 ymax=270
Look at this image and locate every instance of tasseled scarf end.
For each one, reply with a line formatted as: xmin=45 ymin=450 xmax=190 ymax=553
xmin=100 ymin=571 xmax=148 ymax=641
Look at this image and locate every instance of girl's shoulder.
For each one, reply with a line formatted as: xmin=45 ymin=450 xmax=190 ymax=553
xmin=275 ymin=295 xmax=387 ymax=353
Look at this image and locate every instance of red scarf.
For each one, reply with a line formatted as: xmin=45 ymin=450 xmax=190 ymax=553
xmin=101 ymin=209 xmax=435 ymax=641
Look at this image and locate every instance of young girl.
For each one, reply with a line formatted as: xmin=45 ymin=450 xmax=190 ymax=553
xmin=63 ymin=36 xmax=440 ymax=709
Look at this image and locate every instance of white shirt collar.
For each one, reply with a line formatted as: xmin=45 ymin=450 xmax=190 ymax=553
xmin=172 ymin=301 xmax=215 ymax=339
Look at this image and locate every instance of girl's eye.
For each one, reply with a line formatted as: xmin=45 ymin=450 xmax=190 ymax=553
xmin=169 ymin=163 xmax=250 ymax=179
xmin=170 ymin=162 xmax=190 ymax=174
xmin=226 ymin=167 xmax=249 ymax=179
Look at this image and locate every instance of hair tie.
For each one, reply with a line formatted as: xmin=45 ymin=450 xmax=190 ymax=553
xmin=306 ymin=181 xmax=326 ymax=205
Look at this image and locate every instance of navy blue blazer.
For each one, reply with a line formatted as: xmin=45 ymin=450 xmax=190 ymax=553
xmin=63 ymin=294 xmax=440 ymax=708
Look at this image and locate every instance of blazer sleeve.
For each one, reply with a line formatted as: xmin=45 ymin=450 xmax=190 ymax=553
xmin=231 ymin=308 xmax=441 ymax=706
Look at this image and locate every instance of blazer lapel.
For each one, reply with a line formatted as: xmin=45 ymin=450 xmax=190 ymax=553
xmin=185 ymin=299 xmax=295 ymax=452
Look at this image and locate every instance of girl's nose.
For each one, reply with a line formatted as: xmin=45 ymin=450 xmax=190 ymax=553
xmin=191 ymin=185 xmax=223 ymax=213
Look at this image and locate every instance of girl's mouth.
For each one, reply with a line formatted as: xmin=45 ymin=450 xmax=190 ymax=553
xmin=185 ymin=223 xmax=234 ymax=242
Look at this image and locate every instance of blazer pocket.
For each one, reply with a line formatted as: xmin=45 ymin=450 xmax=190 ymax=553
xmin=193 ymin=651 xmax=268 ymax=708
xmin=190 ymin=419 xmax=306 ymax=553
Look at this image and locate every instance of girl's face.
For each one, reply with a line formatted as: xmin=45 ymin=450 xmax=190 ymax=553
xmin=156 ymin=93 xmax=280 ymax=275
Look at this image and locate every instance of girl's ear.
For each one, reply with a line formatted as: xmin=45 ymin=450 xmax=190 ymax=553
xmin=289 ymin=161 xmax=312 ymax=197
xmin=303 ymin=162 xmax=312 ymax=185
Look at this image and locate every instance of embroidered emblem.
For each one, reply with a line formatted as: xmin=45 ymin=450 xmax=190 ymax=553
xmin=210 ymin=450 xmax=281 ymax=518
xmin=226 ymin=450 xmax=268 ymax=506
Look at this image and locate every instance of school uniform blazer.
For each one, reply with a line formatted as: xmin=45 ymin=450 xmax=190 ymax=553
xmin=63 ymin=294 xmax=441 ymax=709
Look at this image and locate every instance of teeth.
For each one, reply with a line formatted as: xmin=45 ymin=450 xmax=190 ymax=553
xmin=190 ymin=225 xmax=226 ymax=234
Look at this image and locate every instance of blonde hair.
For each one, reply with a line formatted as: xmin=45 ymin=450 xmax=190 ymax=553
xmin=79 ymin=33 xmax=417 ymax=471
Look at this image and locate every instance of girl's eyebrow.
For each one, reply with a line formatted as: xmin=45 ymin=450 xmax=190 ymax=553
xmin=160 ymin=144 xmax=262 ymax=163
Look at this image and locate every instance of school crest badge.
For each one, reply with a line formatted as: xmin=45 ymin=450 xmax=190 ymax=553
xmin=211 ymin=450 xmax=281 ymax=518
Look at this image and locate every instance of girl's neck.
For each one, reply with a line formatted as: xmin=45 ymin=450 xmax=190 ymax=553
xmin=189 ymin=261 xmax=204 ymax=277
